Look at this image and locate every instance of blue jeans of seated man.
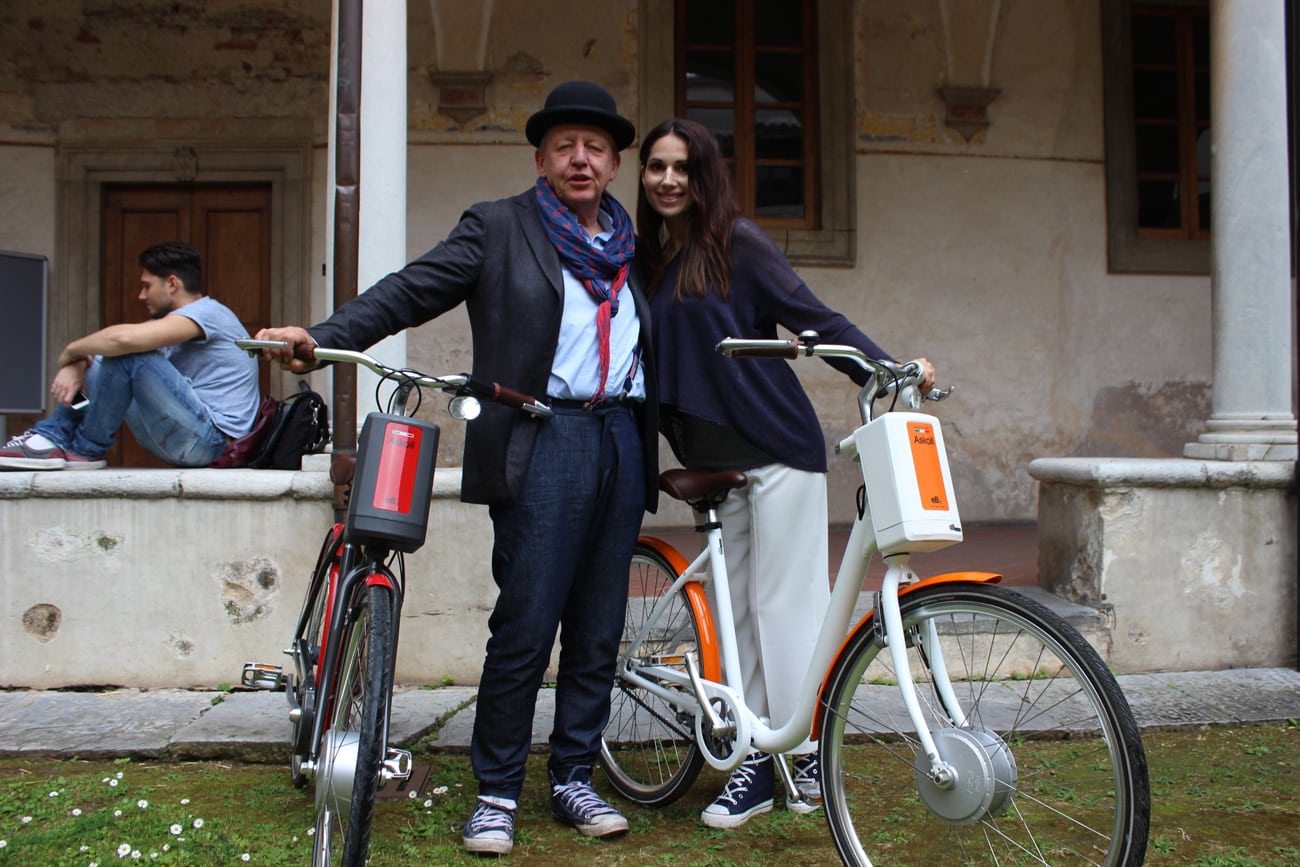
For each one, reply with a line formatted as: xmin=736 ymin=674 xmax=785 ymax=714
xmin=33 ymin=352 xmax=228 ymax=466
xmin=471 ymin=403 xmax=645 ymax=800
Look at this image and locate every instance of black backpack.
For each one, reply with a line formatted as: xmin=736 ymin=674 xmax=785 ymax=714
xmin=247 ymin=381 xmax=331 ymax=470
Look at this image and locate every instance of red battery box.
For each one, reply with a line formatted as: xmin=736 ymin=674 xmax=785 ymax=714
xmin=345 ymin=413 xmax=441 ymax=554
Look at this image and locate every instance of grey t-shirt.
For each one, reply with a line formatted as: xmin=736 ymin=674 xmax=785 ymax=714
xmin=161 ymin=296 xmax=260 ymax=438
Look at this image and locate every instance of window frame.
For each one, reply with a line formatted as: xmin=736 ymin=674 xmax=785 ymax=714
xmin=1102 ymin=0 xmax=1210 ymax=274
xmin=639 ymin=0 xmax=855 ymax=265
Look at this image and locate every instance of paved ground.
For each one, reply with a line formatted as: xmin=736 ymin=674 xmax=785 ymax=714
xmin=1 ymin=667 xmax=1298 ymax=764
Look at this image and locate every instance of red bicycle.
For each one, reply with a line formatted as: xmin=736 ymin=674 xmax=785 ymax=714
xmin=236 ymin=339 xmax=550 ymax=867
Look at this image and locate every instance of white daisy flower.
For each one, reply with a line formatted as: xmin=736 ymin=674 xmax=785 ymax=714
xmin=170 ymin=825 xmax=182 ymax=835
xmin=117 ymin=842 xmax=132 ymax=857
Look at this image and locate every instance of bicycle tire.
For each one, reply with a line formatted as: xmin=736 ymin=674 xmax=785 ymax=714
xmin=312 ymin=581 xmax=394 ymax=867
xmin=819 ymin=582 xmax=1149 ymax=866
xmin=290 ymin=529 xmax=341 ymax=789
xmin=600 ymin=542 xmax=708 ymax=806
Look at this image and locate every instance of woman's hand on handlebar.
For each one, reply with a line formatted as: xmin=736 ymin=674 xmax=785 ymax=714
xmin=253 ymin=326 xmax=317 ymax=373
xmin=910 ymin=357 xmax=936 ymax=393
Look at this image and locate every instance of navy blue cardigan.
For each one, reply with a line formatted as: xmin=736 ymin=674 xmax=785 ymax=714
xmin=649 ymin=218 xmax=893 ymax=474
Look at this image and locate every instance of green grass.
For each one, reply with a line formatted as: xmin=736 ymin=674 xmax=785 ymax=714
xmin=0 ymin=724 xmax=1296 ymax=865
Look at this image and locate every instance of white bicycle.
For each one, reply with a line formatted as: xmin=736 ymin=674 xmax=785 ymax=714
xmin=600 ymin=331 xmax=1150 ymax=866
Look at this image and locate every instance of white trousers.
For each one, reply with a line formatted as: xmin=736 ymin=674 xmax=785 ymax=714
xmin=715 ymin=462 xmax=830 ymax=754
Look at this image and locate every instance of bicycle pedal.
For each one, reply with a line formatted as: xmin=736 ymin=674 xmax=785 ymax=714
xmin=240 ymin=662 xmax=286 ymax=691
xmin=381 ymin=748 xmax=413 ymax=783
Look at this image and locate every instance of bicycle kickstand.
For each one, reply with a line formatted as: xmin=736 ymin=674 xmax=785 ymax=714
xmin=774 ymin=754 xmax=818 ymax=812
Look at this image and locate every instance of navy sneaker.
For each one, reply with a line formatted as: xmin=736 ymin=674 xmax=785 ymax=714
xmin=786 ymin=753 xmax=822 ymax=814
xmin=462 ymin=796 xmax=516 ymax=856
xmin=701 ymin=752 xmax=775 ymax=829
xmin=549 ymin=769 xmax=629 ymax=838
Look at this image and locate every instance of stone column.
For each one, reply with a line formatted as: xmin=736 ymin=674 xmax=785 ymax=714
xmin=355 ymin=0 xmax=408 ymax=407
xmin=1184 ymin=0 xmax=1296 ymax=461
xmin=325 ymin=0 xmax=408 ymax=423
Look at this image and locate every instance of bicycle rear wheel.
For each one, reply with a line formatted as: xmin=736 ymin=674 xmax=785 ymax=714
xmin=600 ymin=542 xmax=708 ymax=806
xmin=819 ymin=582 xmax=1149 ymax=866
xmin=313 ymin=581 xmax=394 ymax=867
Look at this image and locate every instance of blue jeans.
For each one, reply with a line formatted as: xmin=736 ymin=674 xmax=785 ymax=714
xmin=34 ymin=353 xmax=227 ymax=466
xmin=471 ymin=403 xmax=645 ymax=800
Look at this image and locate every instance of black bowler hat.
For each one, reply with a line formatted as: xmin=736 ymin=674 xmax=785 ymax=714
xmin=525 ymin=80 xmax=636 ymax=151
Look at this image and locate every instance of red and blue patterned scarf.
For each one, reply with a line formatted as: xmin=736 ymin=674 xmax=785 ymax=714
xmin=534 ymin=176 xmax=636 ymax=404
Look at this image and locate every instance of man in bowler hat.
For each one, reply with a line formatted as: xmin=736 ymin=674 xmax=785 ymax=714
xmin=257 ymin=80 xmax=656 ymax=855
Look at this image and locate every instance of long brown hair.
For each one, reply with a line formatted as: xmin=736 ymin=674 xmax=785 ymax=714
xmin=636 ymin=118 xmax=741 ymax=301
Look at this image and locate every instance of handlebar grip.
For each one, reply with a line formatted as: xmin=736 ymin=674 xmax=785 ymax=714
xmin=487 ymin=382 xmax=534 ymax=410
xmin=726 ymin=342 xmax=799 ymax=359
xmin=294 ymin=342 xmax=317 ymax=364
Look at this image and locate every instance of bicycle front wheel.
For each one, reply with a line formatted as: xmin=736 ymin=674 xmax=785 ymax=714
xmin=600 ymin=542 xmax=708 ymax=806
xmin=819 ymin=582 xmax=1149 ymax=866
xmin=313 ymin=581 xmax=394 ymax=867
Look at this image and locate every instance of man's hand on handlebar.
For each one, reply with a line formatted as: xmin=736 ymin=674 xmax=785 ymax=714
xmin=253 ymin=326 xmax=317 ymax=373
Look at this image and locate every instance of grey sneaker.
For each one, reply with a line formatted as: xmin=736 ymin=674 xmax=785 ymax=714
xmin=549 ymin=772 xmax=628 ymax=838
xmin=786 ymin=754 xmax=822 ymax=814
xmin=462 ymin=797 xmax=515 ymax=856
xmin=63 ymin=451 xmax=107 ymax=470
xmin=0 ymin=432 xmax=67 ymax=470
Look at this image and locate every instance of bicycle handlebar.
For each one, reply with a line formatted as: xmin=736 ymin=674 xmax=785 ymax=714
xmin=716 ymin=332 xmax=952 ymax=421
xmin=236 ymin=339 xmax=554 ymax=419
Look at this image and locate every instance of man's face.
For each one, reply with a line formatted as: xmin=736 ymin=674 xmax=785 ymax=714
xmin=138 ymin=270 xmax=175 ymax=319
xmin=535 ymin=123 xmax=620 ymax=218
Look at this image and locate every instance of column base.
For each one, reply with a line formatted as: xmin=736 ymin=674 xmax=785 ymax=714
xmin=1184 ymin=414 xmax=1297 ymax=461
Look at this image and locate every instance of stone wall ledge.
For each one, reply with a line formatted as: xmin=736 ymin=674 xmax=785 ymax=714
xmin=0 ymin=466 xmax=465 ymax=501
xmin=1028 ymin=456 xmax=1294 ymax=490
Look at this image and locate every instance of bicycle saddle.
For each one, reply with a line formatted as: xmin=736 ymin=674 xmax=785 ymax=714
xmin=659 ymin=468 xmax=748 ymax=510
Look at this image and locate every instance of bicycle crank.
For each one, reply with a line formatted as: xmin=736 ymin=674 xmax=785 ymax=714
xmin=695 ymin=684 xmax=751 ymax=772
xmin=913 ymin=727 xmax=1018 ymax=826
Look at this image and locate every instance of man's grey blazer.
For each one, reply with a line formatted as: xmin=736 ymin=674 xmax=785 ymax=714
xmin=308 ymin=189 xmax=659 ymax=512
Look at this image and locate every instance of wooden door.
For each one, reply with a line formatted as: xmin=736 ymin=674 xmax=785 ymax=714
xmin=101 ymin=184 xmax=272 ymax=467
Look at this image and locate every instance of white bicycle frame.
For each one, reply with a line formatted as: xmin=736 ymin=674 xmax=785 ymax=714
xmin=620 ymin=337 xmax=980 ymax=787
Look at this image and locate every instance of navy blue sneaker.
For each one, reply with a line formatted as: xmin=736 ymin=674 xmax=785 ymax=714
xmin=786 ymin=753 xmax=822 ymax=814
xmin=549 ymin=769 xmax=629 ymax=838
xmin=462 ymin=796 xmax=516 ymax=856
xmin=701 ymin=752 xmax=775 ymax=828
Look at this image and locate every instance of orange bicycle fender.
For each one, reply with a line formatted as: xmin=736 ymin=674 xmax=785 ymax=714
xmin=812 ymin=571 xmax=1003 ymax=736
xmin=636 ymin=535 xmax=723 ymax=683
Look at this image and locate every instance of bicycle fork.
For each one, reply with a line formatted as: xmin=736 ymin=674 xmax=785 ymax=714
xmin=877 ymin=555 xmax=967 ymax=789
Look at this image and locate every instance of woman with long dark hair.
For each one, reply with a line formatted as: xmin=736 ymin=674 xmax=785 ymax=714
xmin=637 ymin=118 xmax=934 ymax=829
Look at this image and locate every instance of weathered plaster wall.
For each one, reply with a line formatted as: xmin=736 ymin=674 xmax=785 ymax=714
xmin=0 ymin=468 xmax=502 ymax=689
xmin=0 ymin=0 xmax=1217 ymax=526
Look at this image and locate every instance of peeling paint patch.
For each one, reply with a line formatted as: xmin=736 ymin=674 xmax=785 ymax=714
xmin=1078 ymin=381 xmax=1210 ymax=457
xmin=31 ymin=527 xmax=124 ymax=562
xmin=216 ymin=557 xmax=280 ymax=625
xmin=1179 ymin=534 xmax=1245 ymax=606
xmin=858 ymin=111 xmax=947 ymax=144
xmin=22 ymin=603 xmax=62 ymax=642
xmin=169 ymin=633 xmax=195 ymax=658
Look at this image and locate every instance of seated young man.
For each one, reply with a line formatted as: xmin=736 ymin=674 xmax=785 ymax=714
xmin=0 ymin=241 xmax=259 ymax=470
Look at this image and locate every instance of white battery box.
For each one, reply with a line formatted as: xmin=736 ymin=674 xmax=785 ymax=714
xmin=852 ymin=412 xmax=963 ymax=555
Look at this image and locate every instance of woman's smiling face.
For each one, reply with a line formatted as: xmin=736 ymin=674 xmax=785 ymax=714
xmin=641 ymin=133 xmax=694 ymax=224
